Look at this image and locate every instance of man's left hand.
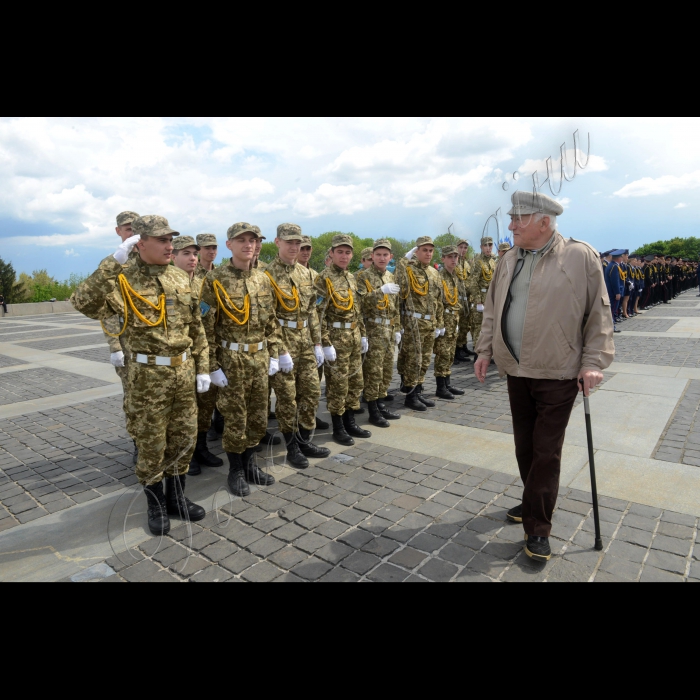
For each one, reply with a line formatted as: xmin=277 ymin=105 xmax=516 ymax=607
xmin=578 ymin=369 xmax=604 ymax=397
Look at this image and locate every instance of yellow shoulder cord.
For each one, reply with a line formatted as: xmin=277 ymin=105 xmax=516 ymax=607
xmin=265 ymin=271 xmax=299 ymax=312
xmin=101 ymin=274 xmax=167 ymax=338
xmin=620 ymin=270 xmax=627 ymax=282
xmin=326 ymin=278 xmax=354 ymax=311
xmin=455 ymin=267 xmax=468 ymax=281
xmin=213 ymin=279 xmax=250 ymax=326
xmin=442 ymin=280 xmax=458 ymax=307
xmin=364 ymin=279 xmax=389 ymax=311
xmin=406 ymin=267 xmax=429 ymax=297
xmin=480 ymin=261 xmax=494 ymax=284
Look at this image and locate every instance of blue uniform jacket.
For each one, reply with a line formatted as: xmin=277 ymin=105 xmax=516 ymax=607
xmin=605 ymin=262 xmax=624 ymax=298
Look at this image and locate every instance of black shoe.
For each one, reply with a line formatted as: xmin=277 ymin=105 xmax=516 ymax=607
xmin=353 ymin=408 xmax=366 ymax=416
xmin=343 ymin=411 xmax=372 ymax=439
xmin=193 ymin=432 xmax=224 ymax=468
xmin=244 ymin=449 xmax=276 ymax=486
xmin=227 ymin=453 xmax=250 ymax=498
xmin=208 ymin=409 xmax=224 ymax=441
xmin=283 ymin=433 xmax=310 ymax=469
xmin=132 ymin=440 xmax=138 ymax=466
xmin=297 ymin=428 xmax=331 ymax=459
xmin=465 ymin=346 xmax=478 ymax=359
xmin=316 ymin=417 xmax=330 ymax=430
xmin=507 ymin=505 xmax=523 ymax=524
xmin=453 ymin=351 xmax=463 ymax=365
xmin=447 ymin=377 xmax=465 ymax=396
xmin=368 ymin=401 xmax=390 ymax=428
xmin=405 ymin=388 xmax=427 ymax=412
xmin=400 ymin=376 xmax=410 ymax=395
xmin=614 ymin=329 xmax=622 ymax=334
xmin=332 ymin=414 xmax=355 ymax=447
xmin=377 ymin=402 xmax=400 ymax=421
xmin=188 ymin=459 xmax=202 ymax=476
xmin=436 ymin=377 xmax=455 ymax=400
xmin=144 ymin=482 xmax=171 ymax=537
xmin=525 ymin=536 xmax=552 ymax=562
xmin=381 ymin=394 xmax=395 ymax=403
xmin=260 ymin=431 xmax=282 ymax=447
xmin=165 ymin=475 xmax=206 ymax=522
xmin=416 ymin=384 xmax=436 ymax=408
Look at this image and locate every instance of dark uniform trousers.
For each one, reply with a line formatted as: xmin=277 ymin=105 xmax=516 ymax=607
xmin=507 ymin=376 xmax=579 ymax=539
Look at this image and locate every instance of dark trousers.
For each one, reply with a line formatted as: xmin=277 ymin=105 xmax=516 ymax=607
xmin=507 ymin=377 xmax=579 ymax=538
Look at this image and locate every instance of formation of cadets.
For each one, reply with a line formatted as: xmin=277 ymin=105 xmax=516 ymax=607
xmin=602 ymin=250 xmax=699 ymax=332
xmin=71 ymin=213 xmax=509 ymax=536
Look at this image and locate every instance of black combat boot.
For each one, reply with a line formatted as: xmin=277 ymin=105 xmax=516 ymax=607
xmin=368 ymin=401 xmax=390 ymax=428
xmin=244 ymin=448 xmax=276 ymax=487
xmin=405 ymin=387 xmax=427 ymax=412
xmin=165 ymin=475 xmax=206 ymax=522
xmin=436 ymin=377 xmax=455 ymax=400
xmin=353 ymin=408 xmax=366 ymax=416
xmin=144 ymin=481 xmax=171 ymax=537
xmin=260 ymin=431 xmax=282 ymax=447
xmin=343 ymin=411 xmax=372 ymax=439
xmin=316 ymin=417 xmax=330 ymax=430
xmin=400 ymin=376 xmax=409 ymax=394
xmin=416 ymin=384 xmax=436 ymax=408
xmin=381 ymin=393 xmax=395 ymax=403
xmin=132 ymin=440 xmax=138 ymax=466
xmin=193 ymin=432 xmax=224 ymax=468
xmin=283 ymin=433 xmax=310 ymax=469
xmin=465 ymin=345 xmax=478 ymax=359
xmin=453 ymin=350 xmax=463 ymax=365
xmin=377 ymin=401 xmax=400 ymax=421
xmin=227 ymin=453 xmax=250 ymax=498
xmin=208 ymin=409 xmax=224 ymax=441
xmin=297 ymin=428 xmax=331 ymax=459
xmin=188 ymin=458 xmax=202 ymax=476
xmin=332 ymin=414 xmax=355 ymax=447
xmin=525 ymin=536 xmax=552 ymax=563
xmin=447 ymin=377 xmax=465 ymax=396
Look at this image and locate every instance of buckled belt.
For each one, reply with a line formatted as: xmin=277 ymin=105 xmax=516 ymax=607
xmin=221 ymin=341 xmax=267 ymax=354
xmin=404 ymin=312 xmax=432 ymax=321
xmin=279 ymin=319 xmax=308 ymax=329
xmin=134 ymin=352 xmax=189 ymax=367
xmin=331 ymin=322 xmax=357 ymax=330
xmin=370 ymin=318 xmax=395 ymax=327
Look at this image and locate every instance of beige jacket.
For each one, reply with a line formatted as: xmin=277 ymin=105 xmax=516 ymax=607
xmin=475 ymin=233 xmax=615 ymax=380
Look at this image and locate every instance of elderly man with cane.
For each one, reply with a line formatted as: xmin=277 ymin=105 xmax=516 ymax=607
xmin=474 ymin=192 xmax=615 ymax=563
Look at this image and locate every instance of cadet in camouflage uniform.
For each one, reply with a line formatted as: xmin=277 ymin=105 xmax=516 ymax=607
xmin=498 ymin=242 xmax=512 ymax=259
xmin=200 ymin=223 xmax=280 ymax=498
xmin=395 ymin=236 xmax=444 ymax=412
xmin=356 ymin=239 xmax=401 ymax=428
xmin=469 ymin=236 xmax=498 ymax=348
xmin=71 ymin=216 xmax=210 ymax=536
xmin=315 ymin=234 xmax=371 ymax=446
xmin=360 ymin=248 xmax=373 ymax=270
xmin=434 ymin=246 xmax=466 ymax=400
xmin=266 ymin=224 xmax=330 ymax=469
xmin=172 ymin=236 xmax=224 ymax=476
xmin=455 ymin=239 xmax=474 ymax=362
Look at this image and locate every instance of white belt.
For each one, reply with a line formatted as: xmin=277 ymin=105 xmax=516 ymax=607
xmin=134 ymin=352 xmax=188 ymax=367
xmin=221 ymin=341 xmax=267 ymax=354
xmin=279 ymin=319 xmax=308 ymax=329
xmin=332 ymin=322 xmax=357 ymax=330
xmin=370 ymin=318 xmax=395 ymax=327
xmin=405 ymin=312 xmax=432 ymax=321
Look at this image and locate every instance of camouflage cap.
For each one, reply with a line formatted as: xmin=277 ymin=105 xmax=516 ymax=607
xmin=173 ymin=236 xmax=200 ymax=252
xmin=481 ymin=237 xmax=494 ymax=246
xmin=117 ymin=211 xmax=140 ymax=227
xmin=197 ymin=233 xmax=218 ymax=247
xmin=498 ymin=243 xmax=512 ymax=252
xmin=132 ymin=215 xmax=180 ymax=238
xmin=456 ymin=239 xmax=470 ymax=247
xmin=227 ymin=222 xmax=262 ymax=240
xmin=331 ymin=234 xmax=354 ymax=250
xmin=326 ymin=248 xmax=333 ymax=258
xmin=373 ymin=239 xmax=392 ymax=252
xmin=508 ymin=191 xmax=564 ymax=218
xmin=442 ymin=245 xmax=459 ymax=257
xmin=277 ymin=223 xmax=304 ymax=242
xmin=361 ymin=248 xmax=374 ymax=260
xmin=416 ymin=236 xmax=435 ymax=248
xmin=301 ymin=235 xmax=312 ymax=247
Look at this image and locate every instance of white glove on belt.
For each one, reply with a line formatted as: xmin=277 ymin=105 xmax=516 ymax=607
xmin=439 ymin=328 xmax=446 ymax=337
xmin=361 ymin=338 xmax=369 ymax=354
xmin=113 ymin=234 xmax=141 ymax=265
xmin=279 ymin=353 xmax=294 ymax=374
xmin=269 ymin=358 xmax=280 ymax=376
xmin=405 ymin=247 xmax=418 ymax=261
xmin=477 ymin=304 xmax=485 ymax=313
xmin=323 ymin=346 xmax=337 ymax=362
xmin=395 ymin=332 xmax=402 ymax=346
xmin=210 ymin=368 xmax=229 ymax=387
xmin=434 ymin=329 xmax=441 ymax=339
xmin=110 ymin=351 xmax=125 ymax=368
xmin=381 ymin=284 xmax=400 ymax=295
xmin=314 ymin=346 xmax=325 ymax=368
xmin=196 ymin=375 xmax=211 ymax=394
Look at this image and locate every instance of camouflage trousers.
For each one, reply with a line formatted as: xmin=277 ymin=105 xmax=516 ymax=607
xmin=363 ymin=323 xmax=395 ymax=403
xmin=126 ymin=361 xmax=197 ymax=486
xmin=325 ymin=327 xmax=364 ymax=416
xmin=472 ymin=306 xmax=484 ymax=348
xmin=399 ymin=318 xmax=435 ymax=389
xmin=218 ymin=349 xmax=269 ymax=454
xmin=457 ymin=304 xmax=472 ymax=348
xmin=271 ymin=328 xmax=321 ymax=434
xmin=434 ymin=311 xmax=460 ymax=378
xmin=197 ymin=385 xmax=218 ymax=433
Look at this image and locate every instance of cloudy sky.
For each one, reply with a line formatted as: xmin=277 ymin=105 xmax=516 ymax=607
xmin=0 ymin=117 xmax=698 ymax=279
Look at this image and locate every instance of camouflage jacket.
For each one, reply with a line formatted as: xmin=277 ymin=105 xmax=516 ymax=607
xmin=395 ymin=258 xmax=444 ymax=328
xmin=101 ymin=249 xmax=139 ymax=353
xmin=469 ymin=254 xmax=498 ymax=305
xmin=200 ymin=263 xmax=281 ymax=373
xmin=439 ymin=268 xmax=462 ymax=316
xmin=265 ymin=256 xmax=322 ymax=351
xmin=72 ymin=255 xmax=209 ymax=374
xmin=455 ymin=257 xmax=472 ymax=306
xmin=194 ymin=263 xmax=213 ymax=284
xmin=355 ymin=265 xmax=400 ymax=328
xmin=314 ymin=264 xmax=366 ymax=346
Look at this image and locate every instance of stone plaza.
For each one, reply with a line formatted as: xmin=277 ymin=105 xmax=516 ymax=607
xmin=1 ymin=296 xmax=700 ymax=583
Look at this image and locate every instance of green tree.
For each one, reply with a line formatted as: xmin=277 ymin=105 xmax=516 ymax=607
xmin=0 ymin=257 xmax=25 ymax=303
xmin=637 ymin=237 xmax=700 ymax=260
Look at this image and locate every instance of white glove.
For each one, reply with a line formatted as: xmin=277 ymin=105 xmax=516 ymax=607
xmin=361 ymin=338 xmax=369 ymax=354
xmin=110 ymin=351 xmax=125 ymax=368
xmin=440 ymin=328 xmax=446 ymax=337
xmin=323 ymin=346 xmax=337 ymax=363
xmin=269 ymin=358 xmax=279 ymax=376
xmin=477 ymin=304 xmax=485 ymax=313
xmin=113 ymin=234 xmax=141 ymax=265
xmin=210 ymin=368 xmax=229 ymax=388
xmin=435 ymin=329 xmax=442 ymax=339
xmin=395 ymin=333 xmax=402 ymax=346
xmin=381 ymin=284 xmax=401 ymax=295
xmin=279 ymin=353 xmax=294 ymax=374
xmin=196 ymin=375 xmax=211 ymax=394
xmin=314 ymin=345 xmax=325 ymax=368
xmin=405 ymin=247 xmax=418 ymax=261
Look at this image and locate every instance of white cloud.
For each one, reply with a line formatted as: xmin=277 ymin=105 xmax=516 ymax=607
xmin=64 ymin=249 xmax=79 ymax=257
xmin=518 ymin=151 xmax=608 ymax=185
xmin=675 ymin=202 xmax=689 ymax=209
xmin=555 ymin=197 xmax=572 ymax=209
xmin=614 ymin=170 xmax=700 ymax=197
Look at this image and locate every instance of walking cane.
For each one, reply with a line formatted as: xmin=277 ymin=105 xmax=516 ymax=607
xmin=580 ymin=379 xmax=604 ymax=551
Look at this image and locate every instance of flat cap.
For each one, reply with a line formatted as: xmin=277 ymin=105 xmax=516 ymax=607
xmin=361 ymin=248 xmax=374 ymax=260
xmin=132 ymin=215 xmax=180 ymax=238
xmin=373 ymin=239 xmax=392 ymax=252
xmin=416 ymin=236 xmax=435 ymax=247
xmin=197 ymin=233 xmax=218 ymax=247
xmin=611 ymin=250 xmax=625 ymax=257
xmin=442 ymin=245 xmax=459 ymax=256
xmin=498 ymin=243 xmax=512 ymax=252
xmin=173 ymin=236 xmax=200 ymax=251
xmin=227 ymin=222 xmax=262 ymax=240
xmin=277 ymin=223 xmax=304 ymax=242
xmin=481 ymin=237 xmax=494 ymax=246
xmin=117 ymin=211 xmax=140 ymax=227
xmin=508 ymin=191 xmax=565 ymax=218
xmin=602 ymin=250 xmax=613 ymax=257
xmin=301 ymin=235 xmax=312 ymax=247
xmin=331 ymin=234 xmax=354 ymax=250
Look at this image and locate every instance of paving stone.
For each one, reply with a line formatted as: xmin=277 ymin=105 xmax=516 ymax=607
xmin=392 ymin=495 xmax=423 ymax=511
xmin=320 ymin=568 xmax=361 ymax=583
xmin=454 ymin=569 xmax=495 ymax=583
xmin=467 ymin=552 xmax=510 ymax=578
xmin=121 ymin=560 xmax=163 ymax=583
xmin=201 ymin=540 xmax=239 ymax=563
xmin=621 ymin=515 xmax=658 ymax=534
xmin=291 ymin=557 xmax=333 ymax=581
xmin=546 ymin=559 xmax=594 ymax=583
xmin=651 ymin=534 xmax=693 ymax=557
xmin=657 ymin=522 xmax=695 ymax=540
xmin=313 ymin=519 xmax=349 ymax=540
xmin=342 ymin=551 xmax=381 ymax=575
xmin=358 ymin=515 xmax=393 ymax=535
xmin=339 ymin=528 xmax=375 ymax=549
xmin=254 ymin=516 xmax=286 ymax=534
xmin=593 ymin=571 xmax=629 ymax=583
xmin=295 ymin=512 xmax=328 ymax=531
xmin=453 ymin=529 xmax=489 ymax=552
xmin=152 ymin=544 xmax=189 ymax=568
xmin=607 ymin=540 xmax=648 ymax=564
xmin=389 ymin=547 xmax=429 ymax=570
xmin=367 ymin=564 xmax=411 ymax=583
xmin=660 ymin=511 xmax=696 ymax=527
xmin=190 ymin=566 xmax=233 ymax=583
xmin=599 ymin=555 xmax=642 ymax=582
xmin=418 ymin=558 xmax=458 ymax=582
xmin=274 ymin=522 xmax=306 ymax=543
xmin=296 ymin=494 xmax=327 ymax=510
xmin=188 ymin=531 xmax=220 ymax=551
xmin=440 ymin=542 xmax=476 ymax=567
xmin=467 ymin=517 xmax=503 ymax=536
xmin=241 ymin=562 xmax=285 ymax=583
xmin=315 ymin=540 xmax=354 ymax=565
xmin=315 ymin=501 xmax=347 ymax=518
xmin=278 ymin=504 xmax=310 ymax=522
xmin=295 ymin=532 xmax=332 ymax=555
xmin=247 ymin=536 xmax=286 ymax=558
xmin=640 ymin=566 xmax=684 ymax=583
xmin=336 ymin=508 xmax=367 ymax=527
xmin=628 ymin=503 xmax=663 ymax=519
xmin=269 ymin=547 xmax=308 ymax=571
xmin=176 ymin=556 xmax=211 ymax=578
xmin=483 ymin=538 xmax=524 ymax=561
xmin=409 ymin=533 xmax=446 ymax=554
xmin=645 ymin=549 xmax=687 ymax=575
xmin=220 ymin=551 xmax=259 ymax=575
xmin=500 ymin=556 xmax=548 ymax=583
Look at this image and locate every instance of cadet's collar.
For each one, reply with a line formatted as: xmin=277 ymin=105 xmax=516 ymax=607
xmin=228 ymin=260 xmax=252 ymax=278
xmin=136 ymin=256 xmax=170 ymax=277
xmin=331 ymin=264 xmax=348 ymax=274
xmin=416 ymin=261 xmax=429 ymax=270
xmin=275 ymin=255 xmax=296 ymax=271
xmin=372 ymin=264 xmax=389 ymax=276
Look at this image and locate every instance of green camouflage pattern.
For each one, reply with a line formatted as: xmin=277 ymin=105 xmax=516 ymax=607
xmin=398 ymin=322 xmax=435 ymax=389
xmin=277 ymin=223 xmax=304 ymax=241
xmin=197 ymin=384 xmax=218 ymax=433
xmin=469 ymin=254 xmax=497 ymax=346
xmin=197 ymin=233 xmax=218 ymax=247
xmin=361 ymin=248 xmax=373 ymax=261
xmin=456 ymin=256 xmax=472 ymax=348
xmin=373 ymin=239 xmax=392 ymax=251
xmin=416 ymin=236 xmax=434 ymax=247
xmin=227 ymin=222 xmax=262 ymax=240
xmin=434 ymin=268 xmax=462 ymax=377
xmin=117 ymin=211 xmax=139 ymax=227
xmin=173 ymin=236 xmax=200 ymax=251
xmin=331 ymin=234 xmax=354 ymax=250
xmin=132 ymin=215 xmax=180 ymax=238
